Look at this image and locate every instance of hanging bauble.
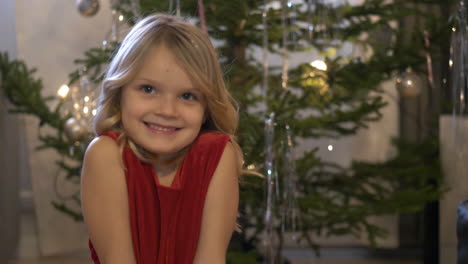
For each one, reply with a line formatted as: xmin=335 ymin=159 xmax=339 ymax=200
xmin=64 ymin=117 xmax=89 ymax=142
xmin=396 ymin=69 xmax=422 ymax=98
xmin=76 ymin=0 xmax=99 ymax=17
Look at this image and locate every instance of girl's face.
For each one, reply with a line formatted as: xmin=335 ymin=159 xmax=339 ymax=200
xmin=120 ymin=44 xmax=206 ymax=160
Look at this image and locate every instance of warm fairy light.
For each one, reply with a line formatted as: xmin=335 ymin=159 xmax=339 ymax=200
xmin=407 ymin=80 xmax=413 ymax=86
xmin=327 ymin=144 xmax=333 ymax=151
xmin=247 ymin=164 xmax=256 ymax=170
xmin=74 ymin=103 xmax=80 ymax=110
xmin=92 ymin=109 xmax=97 ymax=116
xmin=84 ymin=96 xmax=90 ymax=102
xmin=449 ymin=59 xmax=454 ymax=67
xmin=57 ymin=85 xmax=69 ymax=99
xmin=310 ymin=60 xmax=327 ymax=71
xmin=83 ymin=106 xmax=89 ymax=114
xmin=119 ymin=15 xmax=124 ymax=21
xmin=452 ymin=27 xmax=457 ymax=32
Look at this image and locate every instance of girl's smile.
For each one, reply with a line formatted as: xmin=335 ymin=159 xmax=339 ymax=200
xmin=144 ymin=122 xmax=180 ymax=135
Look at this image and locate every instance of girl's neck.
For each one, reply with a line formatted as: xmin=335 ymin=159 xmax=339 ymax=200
xmin=153 ymin=161 xmax=177 ymax=177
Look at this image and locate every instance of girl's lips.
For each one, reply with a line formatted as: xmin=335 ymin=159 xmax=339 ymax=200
xmin=144 ymin=122 xmax=180 ymax=135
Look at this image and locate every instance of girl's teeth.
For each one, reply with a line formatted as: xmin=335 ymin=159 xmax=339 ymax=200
xmin=147 ymin=123 xmax=176 ymax=131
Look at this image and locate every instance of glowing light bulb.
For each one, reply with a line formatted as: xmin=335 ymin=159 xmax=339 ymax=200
xmin=449 ymin=59 xmax=454 ymax=67
xmin=119 ymin=15 xmax=124 ymax=21
xmin=310 ymin=60 xmax=327 ymax=71
xmin=84 ymin=96 xmax=90 ymax=102
xmin=57 ymin=85 xmax=69 ymax=99
xmin=327 ymin=144 xmax=333 ymax=151
xmin=92 ymin=109 xmax=97 ymax=116
xmin=83 ymin=106 xmax=89 ymax=114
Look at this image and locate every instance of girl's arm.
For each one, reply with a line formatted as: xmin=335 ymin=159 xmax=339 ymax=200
xmin=193 ymin=142 xmax=240 ymax=264
xmin=81 ymin=136 xmax=137 ymax=264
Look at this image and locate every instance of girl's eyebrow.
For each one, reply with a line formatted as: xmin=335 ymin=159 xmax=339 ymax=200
xmin=136 ymin=77 xmax=197 ymax=91
xmin=134 ymin=77 xmax=161 ymax=85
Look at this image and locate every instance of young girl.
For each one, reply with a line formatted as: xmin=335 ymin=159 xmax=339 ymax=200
xmin=80 ymin=14 xmax=242 ymax=264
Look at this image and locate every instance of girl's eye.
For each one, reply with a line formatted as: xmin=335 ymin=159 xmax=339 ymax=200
xmin=141 ymin=85 xmax=155 ymax=94
xmin=180 ymin=92 xmax=197 ymax=101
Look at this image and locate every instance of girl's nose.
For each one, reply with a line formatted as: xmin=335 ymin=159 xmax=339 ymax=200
xmin=156 ymin=96 xmax=178 ymax=118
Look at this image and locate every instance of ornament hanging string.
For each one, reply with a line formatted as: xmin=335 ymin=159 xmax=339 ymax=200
xmin=306 ymin=0 xmax=313 ymax=41
xmin=198 ymin=0 xmax=207 ymax=34
xmin=423 ymin=30 xmax=435 ymax=135
xmin=281 ymin=0 xmax=290 ymax=90
xmin=262 ymin=0 xmax=270 ymax=100
xmin=423 ymin=31 xmax=434 ymax=89
xmin=130 ymin=0 xmax=141 ymax=21
xmin=176 ymin=0 xmax=181 ymax=17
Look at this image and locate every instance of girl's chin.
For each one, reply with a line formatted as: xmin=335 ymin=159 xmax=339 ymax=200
xmin=147 ymin=148 xmax=184 ymax=160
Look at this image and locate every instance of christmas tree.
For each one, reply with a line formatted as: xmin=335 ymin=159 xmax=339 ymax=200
xmin=0 ymin=0 xmax=451 ymax=262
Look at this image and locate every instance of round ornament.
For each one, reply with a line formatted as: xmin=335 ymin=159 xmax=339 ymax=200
xmin=64 ymin=117 xmax=89 ymax=142
xmin=396 ymin=70 xmax=422 ymax=98
xmin=76 ymin=0 xmax=99 ymax=17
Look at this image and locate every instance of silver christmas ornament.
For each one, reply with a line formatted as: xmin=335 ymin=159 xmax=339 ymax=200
xmin=64 ymin=117 xmax=89 ymax=142
xmin=396 ymin=69 xmax=422 ymax=98
xmin=76 ymin=0 xmax=100 ymax=17
xmin=263 ymin=112 xmax=278 ymax=264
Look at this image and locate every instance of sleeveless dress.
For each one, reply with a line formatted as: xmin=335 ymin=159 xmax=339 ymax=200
xmin=88 ymin=131 xmax=230 ymax=264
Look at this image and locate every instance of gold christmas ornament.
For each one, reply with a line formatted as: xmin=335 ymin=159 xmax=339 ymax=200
xmin=396 ymin=69 xmax=422 ymax=98
xmin=64 ymin=117 xmax=89 ymax=142
xmin=76 ymin=0 xmax=100 ymax=17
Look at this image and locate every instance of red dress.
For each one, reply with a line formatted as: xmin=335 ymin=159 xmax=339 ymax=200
xmin=88 ymin=131 xmax=229 ymax=264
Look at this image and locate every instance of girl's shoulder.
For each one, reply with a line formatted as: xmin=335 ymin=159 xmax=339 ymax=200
xmin=86 ymin=131 xmax=121 ymax=154
xmin=83 ymin=133 xmax=123 ymax=171
xmin=195 ymin=132 xmax=230 ymax=148
xmin=191 ymin=132 xmax=235 ymax=165
xmin=87 ymin=135 xmax=119 ymax=154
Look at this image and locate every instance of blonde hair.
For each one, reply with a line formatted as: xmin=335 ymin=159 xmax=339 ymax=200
xmin=93 ymin=14 xmax=243 ymax=172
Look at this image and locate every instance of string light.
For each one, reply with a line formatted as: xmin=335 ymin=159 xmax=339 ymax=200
xmin=310 ymin=59 xmax=327 ymax=71
xmin=327 ymin=144 xmax=333 ymax=151
xmin=57 ymin=85 xmax=70 ymax=99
